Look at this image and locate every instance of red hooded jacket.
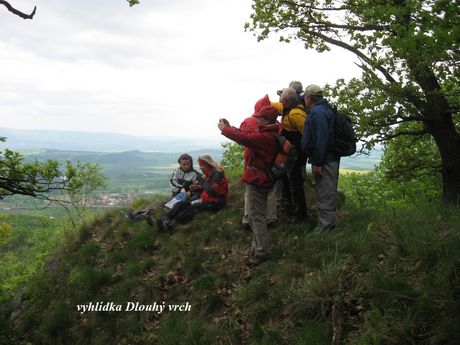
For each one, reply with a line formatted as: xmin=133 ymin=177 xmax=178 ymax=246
xmin=198 ymin=165 xmax=229 ymax=204
xmin=221 ymin=124 xmax=279 ymax=188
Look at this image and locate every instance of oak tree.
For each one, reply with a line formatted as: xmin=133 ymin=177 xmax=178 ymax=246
xmin=247 ymin=0 xmax=460 ymax=204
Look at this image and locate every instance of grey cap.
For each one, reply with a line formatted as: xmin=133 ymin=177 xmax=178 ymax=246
xmin=301 ymin=84 xmax=323 ymax=97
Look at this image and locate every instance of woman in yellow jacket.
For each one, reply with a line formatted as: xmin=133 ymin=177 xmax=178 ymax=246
xmin=279 ymin=87 xmax=308 ymax=223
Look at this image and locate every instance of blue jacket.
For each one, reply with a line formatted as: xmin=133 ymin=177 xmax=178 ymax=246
xmin=301 ymin=99 xmax=338 ymax=166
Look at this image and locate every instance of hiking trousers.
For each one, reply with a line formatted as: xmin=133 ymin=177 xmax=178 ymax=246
xmin=165 ymin=200 xmax=223 ymax=224
xmin=314 ymin=159 xmax=340 ymax=234
xmin=287 ymin=159 xmax=308 ymax=219
xmin=246 ymin=184 xmax=270 ymax=257
xmin=243 ymin=182 xmax=279 ymax=225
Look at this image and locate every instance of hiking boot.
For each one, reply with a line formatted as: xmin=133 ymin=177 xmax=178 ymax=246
xmin=246 ymin=254 xmax=271 ymax=267
xmin=156 ymin=218 xmax=165 ymax=232
xmin=267 ymin=221 xmax=277 ymax=229
xmin=156 ymin=218 xmax=175 ymax=232
xmin=163 ymin=219 xmax=175 ymax=230
xmin=126 ymin=210 xmax=150 ymax=222
xmin=145 ymin=214 xmax=156 ymax=227
xmin=312 ymin=225 xmax=335 ymax=236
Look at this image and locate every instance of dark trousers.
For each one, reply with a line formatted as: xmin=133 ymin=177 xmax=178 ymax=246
xmin=165 ymin=200 xmax=223 ymax=224
xmin=287 ymin=160 xmax=308 ymax=219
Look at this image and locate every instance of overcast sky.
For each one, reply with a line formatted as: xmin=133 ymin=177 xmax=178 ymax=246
xmin=0 ymin=0 xmax=360 ymax=140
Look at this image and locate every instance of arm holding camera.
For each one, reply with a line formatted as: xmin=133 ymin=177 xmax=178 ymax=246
xmin=217 ymin=118 xmax=230 ymax=131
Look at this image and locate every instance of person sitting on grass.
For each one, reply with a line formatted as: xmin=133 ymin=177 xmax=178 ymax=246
xmin=153 ymin=154 xmax=228 ymax=231
xmin=125 ymin=153 xmax=201 ymax=222
xmin=169 ymin=153 xmax=201 ymax=197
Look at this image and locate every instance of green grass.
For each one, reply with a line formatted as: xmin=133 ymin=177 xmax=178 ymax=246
xmin=0 ymin=176 xmax=459 ymax=345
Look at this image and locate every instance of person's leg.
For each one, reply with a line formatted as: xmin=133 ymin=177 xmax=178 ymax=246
xmin=266 ymin=182 xmax=280 ymax=226
xmin=154 ymin=200 xmax=192 ymax=230
xmin=172 ymin=201 xmax=220 ymax=224
xmin=288 ymin=161 xmax=308 ymax=221
xmin=280 ymin=174 xmax=293 ymax=217
xmin=164 ymin=200 xmax=191 ymax=220
xmin=314 ymin=160 xmax=339 ymax=234
xmin=242 ymin=186 xmax=250 ymax=228
xmin=173 ymin=203 xmax=203 ymax=224
xmin=126 ymin=206 xmax=153 ymax=221
xmin=247 ymin=184 xmax=270 ymax=258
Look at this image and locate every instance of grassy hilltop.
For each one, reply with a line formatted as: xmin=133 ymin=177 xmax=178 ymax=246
xmin=1 ymin=173 xmax=459 ymax=345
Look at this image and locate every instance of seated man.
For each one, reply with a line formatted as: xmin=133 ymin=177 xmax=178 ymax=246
xmin=154 ymin=155 xmax=228 ymax=231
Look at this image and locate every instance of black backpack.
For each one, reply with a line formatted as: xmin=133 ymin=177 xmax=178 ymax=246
xmin=332 ymin=107 xmax=357 ymax=157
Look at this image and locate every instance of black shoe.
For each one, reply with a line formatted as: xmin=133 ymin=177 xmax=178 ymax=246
xmin=242 ymin=223 xmax=251 ymax=231
xmin=267 ymin=221 xmax=276 ymax=229
xmin=163 ymin=219 xmax=174 ymax=230
xmin=246 ymin=254 xmax=270 ymax=267
xmin=127 ymin=210 xmax=148 ymax=222
xmin=156 ymin=218 xmax=165 ymax=232
xmin=145 ymin=215 xmax=155 ymax=227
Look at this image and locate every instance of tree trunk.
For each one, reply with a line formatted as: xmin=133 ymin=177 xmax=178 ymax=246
xmin=428 ymin=120 xmax=460 ymax=205
xmin=410 ymin=62 xmax=460 ymax=205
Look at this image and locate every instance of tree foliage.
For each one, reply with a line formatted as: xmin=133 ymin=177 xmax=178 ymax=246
xmin=247 ymin=0 xmax=460 ymax=204
xmin=0 ymin=140 xmax=67 ymax=199
xmin=127 ymin=0 xmax=139 ymax=6
xmin=0 ymin=138 xmax=107 ymax=227
xmin=378 ymin=124 xmax=441 ymax=181
xmin=220 ymin=142 xmax=244 ymax=171
xmin=0 ymin=219 xmax=12 ymax=245
xmin=42 ymin=161 xmax=108 ymax=228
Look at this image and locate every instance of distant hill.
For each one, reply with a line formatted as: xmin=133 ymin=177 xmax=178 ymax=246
xmin=0 ymin=128 xmax=382 ymax=177
xmin=22 ymin=149 xmax=224 ymax=193
xmin=24 ymin=147 xmax=381 ymax=174
xmin=23 ymin=149 xmax=223 ymax=170
xmin=341 ymin=148 xmax=382 ymax=171
xmin=0 ymin=128 xmax=222 ymax=152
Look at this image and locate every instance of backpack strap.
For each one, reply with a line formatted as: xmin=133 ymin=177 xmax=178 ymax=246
xmin=327 ymin=105 xmax=338 ymax=151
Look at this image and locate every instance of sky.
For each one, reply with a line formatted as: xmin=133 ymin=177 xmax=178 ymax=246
xmin=0 ymin=0 xmax=361 ymax=141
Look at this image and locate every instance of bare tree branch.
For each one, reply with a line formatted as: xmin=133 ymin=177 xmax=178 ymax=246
xmin=375 ymin=129 xmax=429 ymax=142
xmin=299 ymin=26 xmax=398 ymax=84
xmin=307 ymin=20 xmax=390 ymax=32
xmin=0 ymin=0 xmax=36 ymax=19
xmin=285 ymin=0 xmax=351 ymax=12
xmin=354 ymin=60 xmax=429 ymax=116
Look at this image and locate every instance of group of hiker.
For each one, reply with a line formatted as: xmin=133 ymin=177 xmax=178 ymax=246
xmin=128 ymin=82 xmax=342 ymax=267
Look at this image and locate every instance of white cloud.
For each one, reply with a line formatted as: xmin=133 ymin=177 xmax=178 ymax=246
xmin=0 ymin=0 xmax=361 ymax=140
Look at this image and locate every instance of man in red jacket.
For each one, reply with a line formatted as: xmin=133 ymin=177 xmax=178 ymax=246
xmin=240 ymin=95 xmax=282 ymax=230
xmin=218 ymin=102 xmax=279 ymax=266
